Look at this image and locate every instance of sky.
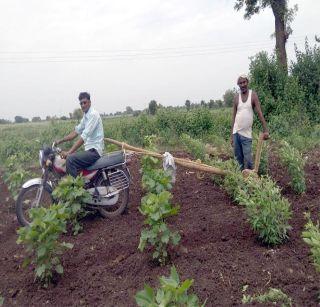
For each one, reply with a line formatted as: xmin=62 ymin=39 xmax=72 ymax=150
xmin=0 ymin=0 xmax=319 ymax=121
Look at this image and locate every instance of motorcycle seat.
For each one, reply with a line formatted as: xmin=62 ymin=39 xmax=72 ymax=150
xmin=86 ymin=150 xmax=125 ymax=170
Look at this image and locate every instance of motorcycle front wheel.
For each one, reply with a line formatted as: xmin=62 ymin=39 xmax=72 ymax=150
xmin=16 ymin=183 xmax=53 ymax=226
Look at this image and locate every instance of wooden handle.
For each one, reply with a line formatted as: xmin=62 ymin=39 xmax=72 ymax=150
xmin=254 ymin=133 xmax=264 ymax=173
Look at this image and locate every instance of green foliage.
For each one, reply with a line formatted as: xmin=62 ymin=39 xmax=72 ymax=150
xmin=237 ymin=176 xmax=292 ymax=245
xmin=3 ymin=154 xmax=34 ymax=200
xmin=4 ymin=168 xmax=33 ymax=200
xmin=278 ymin=141 xmax=306 ymax=194
xmin=221 ymin=160 xmax=246 ymax=202
xmin=52 ymin=176 xmax=90 ymax=235
xmin=223 ymin=88 xmax=237 ymax=107
xmin=250 ymin=52 xmax=305 ymax=120
xmin=17 ymin=204 xmax=73 ymax=286
xmin=214 ymin=158 xmax=292 ymax=245
xmin=242 ymin=287 xmax=292 ymax=307
xmin=142 ymin=169 xmax=172 ymax=194
xmin=149 ymin=100 xmax=158 ymax=115
xmin=302 ymin=213 xmax=320 ymax=272
xmin=180 ymin=134 xmax=207 ymax=161
xmin=135 ymin=266 xmax=206 ymax=307
xmin=249 ymin=42 xmax=320 ymax=134
xmin=138 ymin=192 xmax=180 ymax=264
xmin=139 ymin=137 xmax=180 ymax=265
xmin=291 ymin=40 xmax=320 ymax=123
xmin=0 ymin=295 xmax=4 ymax=306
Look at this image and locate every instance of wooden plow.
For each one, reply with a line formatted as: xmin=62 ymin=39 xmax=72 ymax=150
xmin=105 ymin=133 xmax=265 ymax=178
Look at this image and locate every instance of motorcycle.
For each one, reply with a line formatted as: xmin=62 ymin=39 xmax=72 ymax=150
xmin=16 ymin=143 xmax=131 ymax=226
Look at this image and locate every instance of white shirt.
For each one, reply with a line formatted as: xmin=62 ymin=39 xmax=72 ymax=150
xmin=75 ymin=107 xmax=104 ymax=156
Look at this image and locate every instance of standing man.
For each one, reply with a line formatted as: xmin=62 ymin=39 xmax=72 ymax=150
xmin=231 ymin=75 xmax=269 ymax=171
xmin=55 ymin=92 xmax=104 ymax=177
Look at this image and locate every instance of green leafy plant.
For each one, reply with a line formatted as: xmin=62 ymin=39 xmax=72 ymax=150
xmin=52 ymin=175 xmax=90 ymax=235
xmin=138 ymin=191 xmax=180 ymax=265
xmin=17 ymin=204 xmax=73 ymax=286
xmin=180 ymin=134 xmax=207 ymax=161
xmin=302 ymin=212 xmax=320 ymax=272
xmin=3 ymin=154 xmax=34 ymax=200
xmin=139 ymin=136 xmax=180 ymax=265
xmin=0 ymin=295 xmax=4 ymax=306
xmin=242 ymin=287 xmax=292 ymax=307
xmin=237 ymin=175 xmax=292 ymax=245
xmin=135 ymin=266 xmax=206 ymax=307
xmin=215 ymin=159 xmax=292 ymax=245
xmin=142 ymin=167 xmax=172 ymax=194
xmin=278 ymin=140 xmax=306 ymax=194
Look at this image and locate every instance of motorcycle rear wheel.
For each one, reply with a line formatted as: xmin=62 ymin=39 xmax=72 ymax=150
xmin=16 ymin=183 xmax=53 ymax=226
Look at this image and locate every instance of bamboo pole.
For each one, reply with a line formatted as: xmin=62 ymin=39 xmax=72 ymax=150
xmin=254 ymin=133 xmax=264 ymax=173
xmin=104 ymin=138 xmax=230 ymax=176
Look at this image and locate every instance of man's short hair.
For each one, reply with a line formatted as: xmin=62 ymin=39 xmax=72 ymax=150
xmin=78 ymin=92 xmax=90 ymax=101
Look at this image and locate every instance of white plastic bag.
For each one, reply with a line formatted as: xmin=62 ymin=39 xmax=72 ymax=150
xmin=162 ymin=152 xmax=177 ymax=183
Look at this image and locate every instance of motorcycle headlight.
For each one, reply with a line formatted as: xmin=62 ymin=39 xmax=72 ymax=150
xmin=39 ymin=150 xmax=44 ymax=167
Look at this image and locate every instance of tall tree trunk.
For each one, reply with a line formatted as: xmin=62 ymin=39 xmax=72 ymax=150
xmin=271 ymin=0 xmax=288 ymax=72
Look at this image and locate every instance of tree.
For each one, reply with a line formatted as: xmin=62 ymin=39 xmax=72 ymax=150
xmin=216 ymin=100 xmax=224 ymax=108
xmin=72 ymin=108 xmax=83 ymax=122
xmin=133 ymin=110 xmax=142 ymax=117
xmin=185 ymin=100 xmax=191 ymax=111
xmin=200 ymin=100 xmax=206 ymax=107
xmin=126 ymin=106 xmax=133 ymax=114
xmin=207 ymin=99 xmax=215 ymax=109
xmin=223 ymin=88 xmax=238 ymax=107
xmin=0 ymin=118 xmax=11 ymax=124
xmin=14 ymin=116 xmax=29 ymax=123
xmin=148 ymin=100 xmax=158 ymax=115
xmin=235 ymin=0 xmax=297 ymax=71
xmin=32 ymin=116 xmax=41 ymax=122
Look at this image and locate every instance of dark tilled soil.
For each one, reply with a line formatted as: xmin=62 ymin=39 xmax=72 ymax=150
xmin=0 ymin=150 xmax=319 ymax=306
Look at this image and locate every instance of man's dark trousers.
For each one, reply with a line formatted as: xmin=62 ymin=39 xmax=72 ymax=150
xmin=233 ymin=133 xmax=253 ymax=171
xmin=66 ymin=149 xmax=100 ymax=177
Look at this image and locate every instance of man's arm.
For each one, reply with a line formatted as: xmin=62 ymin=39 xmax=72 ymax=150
xmin=230 ymin=95 xmax=238 ymax=146
xmin=252 ymin=92 xmax=269 ymax=139
xmin=55 ymin=131 xmax=78 ymax=145
xmin=66 ymin=137 xmax=84 ymax=155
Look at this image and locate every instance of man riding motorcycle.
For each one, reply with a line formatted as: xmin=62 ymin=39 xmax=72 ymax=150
xmin=55 ymin=92 xmax=104 ymax=177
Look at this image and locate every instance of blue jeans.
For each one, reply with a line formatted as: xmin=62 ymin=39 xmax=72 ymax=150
xmin=233 ymin=133 xmax=253 ymax=170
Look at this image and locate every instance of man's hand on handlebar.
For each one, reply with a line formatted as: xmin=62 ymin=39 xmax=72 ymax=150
xmin=60 ymin=151 xmax=70 ymax=159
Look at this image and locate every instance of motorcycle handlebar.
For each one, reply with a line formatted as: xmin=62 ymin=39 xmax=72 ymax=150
xmin=51 ymin=142 xmax=62 ymax=154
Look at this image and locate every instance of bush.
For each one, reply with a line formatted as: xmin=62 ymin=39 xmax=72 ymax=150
xmin=17 ymin=204 xmax=73 ymax=286
xmin=302 ymin=213 xmax=320 ymax=272
xmin=237 ymin=176 xmax=292 ymax=245
xmin=180 ymin=134 xmax=207 ymax=161
xmin=135 ymin=266 xmax=206 ymax=306
xmin=278 ymin=141 xmax=306 ymax=194
xmin=52 ymin=176 xmax=90 ymax=235
xmin=291 ymin=40 xmax=320 ymax=123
